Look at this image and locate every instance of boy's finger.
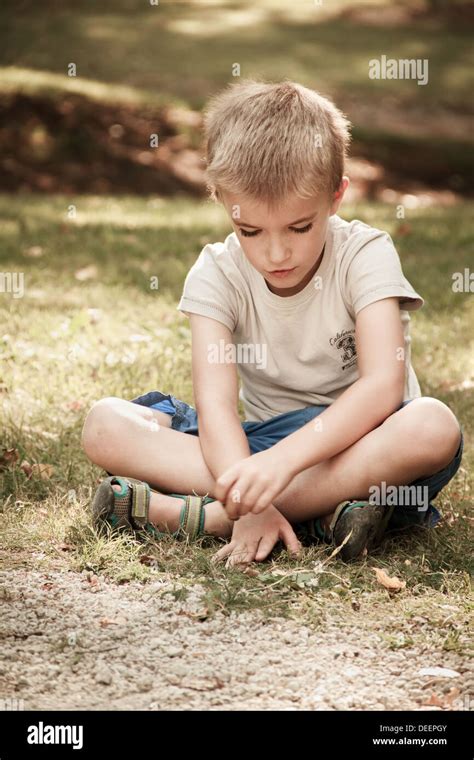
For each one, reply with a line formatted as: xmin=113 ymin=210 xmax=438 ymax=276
xmin=225 ymin=491 xmax=253 ymax=518
xmin=214 ymin=482 xmax=230 ymax=504
xmin=215 ymin=466 xmax=239 ymax=497
xmin=224 ymin=500 xmax=241 ymax=519
xmin=224 ymin=479 xmax=256 ymax=518
xmin=280 ymin=524 xmax=303 ymax=556
xmin=226 ymin=540 xmax=259 ymax=568
xmin=226 ymin=501 xmax=251 ymax=519
xmin=255 ymin=536 xmax=276 ymax=562
xmin=211 ymin=542 xmax=234 ymax=563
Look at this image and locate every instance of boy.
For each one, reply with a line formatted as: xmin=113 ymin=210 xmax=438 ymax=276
xmin=81 ymin=80 xmax=463 ymax=569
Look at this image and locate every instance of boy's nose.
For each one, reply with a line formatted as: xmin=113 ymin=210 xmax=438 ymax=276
xmin=266 ymin=242 xmax=292 ymax=268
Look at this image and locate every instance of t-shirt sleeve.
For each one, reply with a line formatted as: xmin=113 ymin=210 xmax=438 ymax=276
xmin=340 ymin=229 xmax=424 ymax=318
xmin=177 ymin=243 xmax=239 ymax=332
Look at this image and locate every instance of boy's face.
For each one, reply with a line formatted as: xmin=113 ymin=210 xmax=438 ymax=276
xmin=221 ymin=180 xmax=348 ymax=296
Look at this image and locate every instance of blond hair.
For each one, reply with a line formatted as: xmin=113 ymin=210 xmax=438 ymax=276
xmin=203 ymin=78 xmax=351 ymax=208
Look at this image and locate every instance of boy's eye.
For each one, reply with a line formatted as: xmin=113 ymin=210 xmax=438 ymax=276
xmin=292 ymin=222 xmax=313 ymax=234
xmin=238 ymin=222 xmax=313 ymax=238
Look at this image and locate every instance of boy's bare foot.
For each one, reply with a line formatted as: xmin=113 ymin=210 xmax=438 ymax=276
xmin=111 ymin=484 xmax=233 ymax=538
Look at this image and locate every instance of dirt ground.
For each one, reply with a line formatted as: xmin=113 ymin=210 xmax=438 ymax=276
xmin=1 ymin=567 xmax=471 ymax=711
xmin=2 ymin=93 xmax=471 ymax=198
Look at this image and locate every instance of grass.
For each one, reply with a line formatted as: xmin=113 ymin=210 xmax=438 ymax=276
xmin=0 ymin=193 xmax=472 ymax=651
xmin=1 ymin=0 xmax=472 ymax=201
xmin=0 ymin=1 xmax=472 ymax=114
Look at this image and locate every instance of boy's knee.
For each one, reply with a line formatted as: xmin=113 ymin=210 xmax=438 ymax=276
xmin=402 ymin=397 xmax=461 ymax=470
xmin=81 ymin=396 xmax=123 ymax=459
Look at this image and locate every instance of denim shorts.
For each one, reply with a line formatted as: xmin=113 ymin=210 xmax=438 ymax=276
xmin=129 ymin=390 xmax=464 ymax=532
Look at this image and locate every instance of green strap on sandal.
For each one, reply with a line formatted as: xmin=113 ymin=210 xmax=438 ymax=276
xmin=91 ymin=475 xmax=215 ymax=541
xmin=167 ymin=492 xmax=215 ymax=539
xmin=107 ymin=476 xmax=150 ymax=530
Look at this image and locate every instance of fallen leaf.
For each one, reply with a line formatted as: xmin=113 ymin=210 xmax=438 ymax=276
xmin=373 ymin=568 xmax=406 ymax=591
xmin=20 ymin=460 xmax=33 ymax=478
xmin=65 ymin=400 xmax=86 ymax=411
xmin=421 ymin=687 xmax=460 ymax=709
xmin=0 ymin=448 xmax=19 ymax=470
xmin=396 ymin=223 xmax=412 ymax=236
xmin=41 ymin=583 xmax=55 ymax=591
xmin=99 ymin=617 xmax=119 ymax=628
xmin=178 ymin=608 xmax=209 ymax=621
xmin=30 ymin=463 xmax=55 ymax=480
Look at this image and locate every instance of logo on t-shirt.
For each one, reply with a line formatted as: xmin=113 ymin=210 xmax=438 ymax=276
xmin=329 ymin=329 xmax=357 ymax=371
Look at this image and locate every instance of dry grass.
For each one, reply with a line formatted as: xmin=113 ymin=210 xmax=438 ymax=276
xmin=0 ymin=193 xmax=472 ymax=651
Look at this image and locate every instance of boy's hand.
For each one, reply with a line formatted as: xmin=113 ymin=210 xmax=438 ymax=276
xmin=210 ymin=504 xmax=302 ymax=568
xmin=213 ymin=448 xmax=296 ymax=519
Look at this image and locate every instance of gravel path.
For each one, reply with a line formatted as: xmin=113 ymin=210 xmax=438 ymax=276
xmin=0 ymin=569 xmax=471 ymax=711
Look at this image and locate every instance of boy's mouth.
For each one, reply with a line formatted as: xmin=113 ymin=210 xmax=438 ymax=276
xmin=266 ymin=267 xmax=296 ymax=277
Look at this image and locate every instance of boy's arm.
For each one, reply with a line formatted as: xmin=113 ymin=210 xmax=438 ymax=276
xmin=214 ymin=297 xmax=407 ymax=517
xmin=270 ymin=296 xmax=406 ymax=474
xmin=189 ymin=314 xmax=251 ymax=480
xmin=191 ymin=313 xmax=303 ymax=563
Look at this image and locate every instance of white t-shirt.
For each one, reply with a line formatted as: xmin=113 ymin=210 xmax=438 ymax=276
xmin=177 ymin=214 xmax=424 ymax=422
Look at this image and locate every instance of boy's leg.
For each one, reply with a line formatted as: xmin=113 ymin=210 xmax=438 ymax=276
xmin=81 ymin=396 xmax=461 ymax=532
xmin=272 ymin=397 xmax=462 ymax=525
xmin=82 ymin=397 xmax=216 ymax=492
xmin=81 ymin=397 xmax=232 ymax=537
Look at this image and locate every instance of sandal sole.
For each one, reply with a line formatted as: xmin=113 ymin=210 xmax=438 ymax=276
xmin=334 ymin=503 xmax=386 ymax=562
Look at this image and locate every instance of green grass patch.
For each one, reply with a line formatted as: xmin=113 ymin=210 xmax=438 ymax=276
xmin=0 ymin=193 xmax=472 ymax=645
xmin=0 ymin=1 xmax=471 ymax=112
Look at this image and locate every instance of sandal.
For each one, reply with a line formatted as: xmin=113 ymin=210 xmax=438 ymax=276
xmin=91 ymin=475 xmax=216 ymax=541
xmin=311 ymin=499 xmax=395 ymax=562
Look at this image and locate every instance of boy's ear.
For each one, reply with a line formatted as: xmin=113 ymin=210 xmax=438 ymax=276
xmin=209 ymin=185 xmax=221 ymax=204
xmin=330 ymin=176 xmax=349 ymax=214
